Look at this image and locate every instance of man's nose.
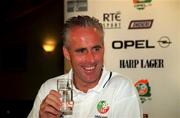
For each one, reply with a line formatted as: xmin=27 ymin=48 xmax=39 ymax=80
xmin=86 ymin=51 xmax=95 ymax=63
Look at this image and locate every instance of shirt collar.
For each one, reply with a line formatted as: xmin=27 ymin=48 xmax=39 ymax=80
xmin=67 ymin=67 xmax=111 ymax=93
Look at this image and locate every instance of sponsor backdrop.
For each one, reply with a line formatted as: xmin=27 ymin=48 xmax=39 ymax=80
xmin=64 ymin=0 xmax=180 ymax=118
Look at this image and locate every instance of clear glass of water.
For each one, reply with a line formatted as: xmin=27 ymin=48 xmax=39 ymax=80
xmin=57 ymin=78 xmax=73 ymax=114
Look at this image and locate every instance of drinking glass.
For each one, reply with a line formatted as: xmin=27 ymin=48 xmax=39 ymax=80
xmin=57 ymin=78 xmax=73 ymax=113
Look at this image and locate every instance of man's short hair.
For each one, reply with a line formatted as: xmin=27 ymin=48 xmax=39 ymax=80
xmin=63 ymin=15 xmax=104 ymax=47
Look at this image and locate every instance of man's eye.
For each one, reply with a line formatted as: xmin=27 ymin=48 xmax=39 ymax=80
xmin=76 ymin=49 xmax=86 ymax=53
xmin=95 ymin=47 xmax=100 ymax=51
xmin=93 ymin=47 xmax=101 ymax=52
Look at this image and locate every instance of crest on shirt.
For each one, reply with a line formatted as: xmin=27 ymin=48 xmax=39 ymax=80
xmin=135 ymin=79 xmax=152 ymax=103
xmin=97 ymin=100 xmax=110 ymax=114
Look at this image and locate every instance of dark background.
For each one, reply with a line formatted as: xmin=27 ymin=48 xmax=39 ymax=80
xmin=0 ymin=0 xmax=64 ymax=117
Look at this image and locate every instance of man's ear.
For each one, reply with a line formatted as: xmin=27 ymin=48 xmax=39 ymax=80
xmin=63 ymin=46 xmax=70 ymax=61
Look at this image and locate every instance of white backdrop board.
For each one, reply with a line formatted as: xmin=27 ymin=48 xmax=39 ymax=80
xmin=64 ymin=0 xmax=180 ymax=118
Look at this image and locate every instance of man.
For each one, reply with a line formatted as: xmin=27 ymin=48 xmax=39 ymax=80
xmin=28 ymin=15 xmax=142 ymax=118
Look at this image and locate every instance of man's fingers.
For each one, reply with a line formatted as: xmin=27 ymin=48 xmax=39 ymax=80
xmin=39 ymin=90 xmax=62 ymax=118
xmin=44 ymin=96 xmax=61 ymax=111
xmin=49 ymin=90 xmax=61 ymax=98
xmin=42 ymin=90 xmax=61 ymax=111
xmin=43 ymin=104 xmax=60 ymax=116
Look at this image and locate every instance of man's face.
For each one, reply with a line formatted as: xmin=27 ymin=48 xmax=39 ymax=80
xmin=63 ymin=26 xmax=104 ymax=84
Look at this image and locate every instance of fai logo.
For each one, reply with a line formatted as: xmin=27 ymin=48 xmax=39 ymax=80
xmin=97 ymin=100 xmax=110 ymax=114
xmin=133 ymin=0 xmax=152 ymax=10
xmin=135 ymin=79 xmax=152 ymax=103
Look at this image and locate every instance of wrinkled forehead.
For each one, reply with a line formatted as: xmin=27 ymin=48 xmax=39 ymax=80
xmin=69 ymin=25 xmax=99 ymax=32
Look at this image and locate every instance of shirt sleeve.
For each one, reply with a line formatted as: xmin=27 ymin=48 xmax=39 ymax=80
xmin=27 ymin=83 xmax=47 ymax=118
xmin=27 ymin=94 xmax=42 ymax=118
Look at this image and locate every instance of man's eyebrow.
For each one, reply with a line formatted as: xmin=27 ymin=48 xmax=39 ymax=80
xmin=92 ymin=45 xmax=102 ymax=49
xmin=75 ymin=48 xmax=87 ymax=52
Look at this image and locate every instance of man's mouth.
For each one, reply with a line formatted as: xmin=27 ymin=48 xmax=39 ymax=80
xmin=83 ymin=66 xmax=96 ymax=71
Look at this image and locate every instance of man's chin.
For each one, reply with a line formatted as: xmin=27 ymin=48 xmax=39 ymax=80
xmin=83 ymin=77 xmax=99 ymax=83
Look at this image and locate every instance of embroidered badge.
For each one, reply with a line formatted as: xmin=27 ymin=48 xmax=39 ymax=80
xmin=97 ymin=100 xmax=110 ymax=114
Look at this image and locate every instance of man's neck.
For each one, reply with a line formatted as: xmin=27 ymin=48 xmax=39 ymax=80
xmin=73 ymin=77 xmax=100 ymax=93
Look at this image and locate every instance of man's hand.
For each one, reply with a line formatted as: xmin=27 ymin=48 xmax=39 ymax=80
xmin=39 ymin=90 xmax=62 ymax=118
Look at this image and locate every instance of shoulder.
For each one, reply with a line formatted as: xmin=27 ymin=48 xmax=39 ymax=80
xmin=102 ymin=68 xmax=132 ymax=88
xmin=103 ymin=67 xmax=131 ymax=83
xmin=110 ymin=71 xmax=132 ymax=85
xmin=106 ymin=71 xmax=137 ymax=96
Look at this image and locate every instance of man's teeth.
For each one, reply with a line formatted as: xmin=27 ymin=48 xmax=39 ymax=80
xmin=84 ymin=66 xmax=95 ymax=70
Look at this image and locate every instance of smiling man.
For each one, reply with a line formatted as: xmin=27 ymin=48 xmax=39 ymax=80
xmin=28 ymin=15 xmax=142 ymax=118
xmin=63 ymin=25 xmax=104 ymax=93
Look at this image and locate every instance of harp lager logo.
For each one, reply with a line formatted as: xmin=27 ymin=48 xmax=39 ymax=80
xmin=133 ymin=0 xmax=152 ymax=10
xmin=97 ymin=100 xmax=110 ymax=114
xmin=135 ymin=79 xmax=152 ymax=103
